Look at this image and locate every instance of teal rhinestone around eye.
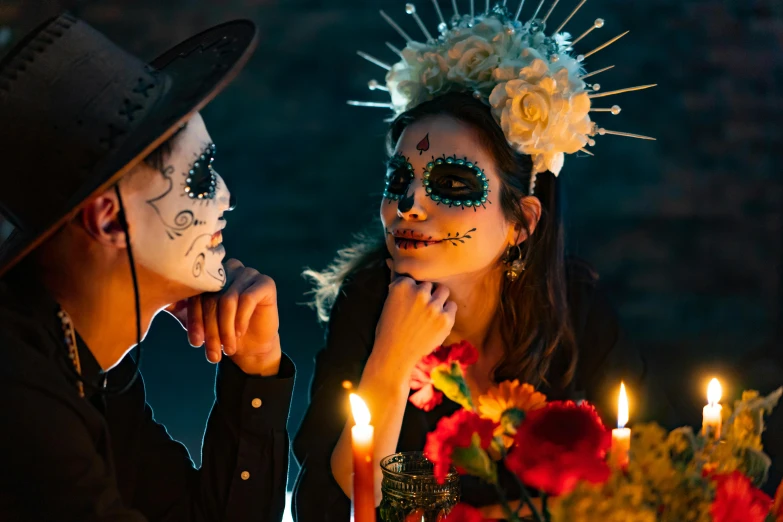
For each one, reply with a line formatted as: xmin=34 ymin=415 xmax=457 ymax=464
xmin=426 ymin=187 xmax=433 ymax=194
xmin=456 ymin=159 xmax=464 ymax=165
xmin=408 ymin=164 xmax=414 ymax=171
xmin=446 ymin=157 xmax=453 ymax=164
xmin=423 ymin=171 xmax=430 ymax=178
xmin=454 ymin=200 xmax=462 ymax=206
xmin=465 ymin=201 xmax=473 ymax=207
xmin=443 ymin=198 xmax=451 ymax=205
xmin=435 ymin=158 xmax=443 ymax=165
xmin=432 ymin=195 xmax=441 ymax=202
xmin=483 ymin=182 xmax=489 ymax=188
xmin=426 ymin=162 xmax=434 ymax=170
xmin=423 ymin=180 xmax=430 ymax=186
xmin=467 ymin=162 xmax=473 ymax=168
xmin=480 ymin=196 xmax=487 ymax=203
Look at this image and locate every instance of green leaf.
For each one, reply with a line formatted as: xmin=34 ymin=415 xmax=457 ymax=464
xmin=431 ymin=363 xmax=474 ymax=410
xmin=451 ymin=433 xmax=498 ymax=484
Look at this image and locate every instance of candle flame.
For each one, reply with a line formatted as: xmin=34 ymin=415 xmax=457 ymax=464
xmin=349 ymin=393 xmax=371 ymax=426
xmin=707 ymin=378 xmax=722 ymax=405
xmin=618 ymin=381 xmax=629 ymax=429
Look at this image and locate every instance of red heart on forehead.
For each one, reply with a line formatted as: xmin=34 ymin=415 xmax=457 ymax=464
xmin=416 ymin=133 xmax=430 ymax=155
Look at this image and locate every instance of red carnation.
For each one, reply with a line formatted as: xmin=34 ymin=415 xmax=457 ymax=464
xmin=773 ymin=481 xmax=783 ymax=522
xmin=424 ymin=409 xmax=496 ymax=484
xmin=442 ymin=503 xmax=486 ymax=522
xmin=504 ymin=400 xmax=611 ymax=496
xmin=710 ymin=471 xmax=772 ymax=522
xmin=410 ymin=341 xmax=479 ymax=411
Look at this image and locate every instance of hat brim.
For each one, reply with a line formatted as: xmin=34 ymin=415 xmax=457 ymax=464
xmin=0 ymin=19 xmax=257 ymax=276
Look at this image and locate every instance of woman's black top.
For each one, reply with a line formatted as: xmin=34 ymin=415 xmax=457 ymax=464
xmin=292 ymin=260 xmax=647 ymax=521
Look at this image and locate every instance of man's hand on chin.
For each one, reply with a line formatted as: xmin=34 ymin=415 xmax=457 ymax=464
xmin=166 ymin=258 xmax=282 ymax=376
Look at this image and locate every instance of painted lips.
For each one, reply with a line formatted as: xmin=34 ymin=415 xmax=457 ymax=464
xmin=392 ymin=229 xmax=441 ymax=250
xmin=208 ymin=231 xmax=223 ymax=249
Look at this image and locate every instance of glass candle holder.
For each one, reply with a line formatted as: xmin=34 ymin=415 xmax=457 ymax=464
xmin=379 ymin=452 xmax=460 ymax=522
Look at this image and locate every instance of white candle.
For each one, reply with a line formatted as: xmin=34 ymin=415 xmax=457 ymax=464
xmin=611 ymin=382 xmax=631 ymax=468
xmin=350 ymin=394 xmax=376 ymax=522
xmin=702 ymin=378 xmax=722 ymax=439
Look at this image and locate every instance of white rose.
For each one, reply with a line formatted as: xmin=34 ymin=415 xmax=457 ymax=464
xmin=386 ymin=47 xmax=450 ymax=112
xmin=446 ymin=35 xmax=499 ymax=88
xmin=489 ymin=63 xmax=592 ymax=175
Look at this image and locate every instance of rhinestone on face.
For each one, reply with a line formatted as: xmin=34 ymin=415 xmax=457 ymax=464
xmin=446 ymin=157 xmax=453 ymax=164
xmin=426 ymin=187 xmax=433 ymax=193
xmin=432 ymin=195 xmax=441 ymax=202
xmin=427 ymin=162 xmax=434 ymax=169
xmin=436 ymin=158 xmax=443 ymax=164
xmin=443 ymin=198 xmax=451 ymax=205
xmin=465 ymin=201 xmax=473 ymax=207
xmin=456 ymin=159 xmax=464 ymax=165
xmin=423 ymin=180 xmax=430 ymax=186
xmin=454 ymin=201 xmax=462 ymax=206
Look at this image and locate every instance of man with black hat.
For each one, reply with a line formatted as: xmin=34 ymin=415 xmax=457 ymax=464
xmin=0 ymin=13 xmax=294 ymax=521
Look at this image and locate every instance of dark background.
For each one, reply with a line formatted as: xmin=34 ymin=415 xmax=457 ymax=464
xmin=2 ymin=0 xmax=782 ymax=490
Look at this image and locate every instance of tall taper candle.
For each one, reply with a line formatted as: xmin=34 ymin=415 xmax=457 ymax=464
xmin=350 ymin=394 xmax=376 ymax=522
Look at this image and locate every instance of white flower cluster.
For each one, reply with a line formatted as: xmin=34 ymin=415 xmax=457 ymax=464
xmin=385 ymin=12 xmax=592 ymax=175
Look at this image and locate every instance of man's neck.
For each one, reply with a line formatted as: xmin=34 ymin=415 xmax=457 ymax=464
xmin=41 ymin=264 xmax=157 ymax=371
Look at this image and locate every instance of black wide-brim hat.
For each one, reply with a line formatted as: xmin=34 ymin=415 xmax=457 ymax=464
xmin=0 ymin=12 xmax=258 ymax=276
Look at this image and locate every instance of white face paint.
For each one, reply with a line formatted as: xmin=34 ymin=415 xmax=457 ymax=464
xmin=122 ymin=113 xmax=232 ymax=293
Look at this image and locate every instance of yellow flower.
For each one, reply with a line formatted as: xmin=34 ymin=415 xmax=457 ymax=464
xmin=478 ymin=380 xmax=546 ymax=448
xmin=478 ymin=380 xmax=547 ymax=422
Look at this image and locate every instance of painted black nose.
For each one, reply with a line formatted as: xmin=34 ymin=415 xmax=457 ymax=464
xmin=397 ymin=188 xmax=414 ymax=213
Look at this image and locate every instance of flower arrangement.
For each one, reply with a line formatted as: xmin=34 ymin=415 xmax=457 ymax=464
xmin=385 ymin=8 xmax=589 ymax=176
xmin=410 ymin=341 xmax=783 ymax=522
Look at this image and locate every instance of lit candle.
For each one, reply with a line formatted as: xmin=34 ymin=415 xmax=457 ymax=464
xmin=702 ymin=378 xmax=722 ymax=439
xmin=350 ymin=393 xmax=376 ymax=522
xmin=611 ymin=382 xmax=631 ymax=468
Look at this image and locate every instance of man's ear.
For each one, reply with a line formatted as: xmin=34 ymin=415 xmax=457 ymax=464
xmin=77 ymin=188 xmax=127 ymax=248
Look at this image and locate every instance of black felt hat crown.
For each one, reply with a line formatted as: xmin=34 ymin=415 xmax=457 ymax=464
xmin=0 ymin=12 xmax=258 ymax=276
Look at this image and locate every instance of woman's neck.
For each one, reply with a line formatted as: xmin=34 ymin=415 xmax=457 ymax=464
xmin=440 ymin=266 xmax=504 ymax=352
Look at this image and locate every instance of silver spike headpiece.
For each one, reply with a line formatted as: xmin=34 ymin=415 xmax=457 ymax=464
xmin=350 ymin=0 xmax=655 ymax=192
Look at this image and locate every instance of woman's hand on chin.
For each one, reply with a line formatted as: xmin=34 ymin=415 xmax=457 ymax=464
xmin=369 ymin=259 xmax=457 ymax=379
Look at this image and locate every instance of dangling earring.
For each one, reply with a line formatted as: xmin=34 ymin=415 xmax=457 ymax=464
xmin=503 ymin=244 xmax=525 ymax=281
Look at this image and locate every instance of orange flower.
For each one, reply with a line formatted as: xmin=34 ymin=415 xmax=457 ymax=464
xmin=478 ymin=380 xmax=546 ymax=422
xmin=478 ymin=380 xmax=546 ymax=447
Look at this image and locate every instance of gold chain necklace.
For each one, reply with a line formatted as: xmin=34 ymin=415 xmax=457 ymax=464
xmin=57 ymin=308 xmax=85 ymax=399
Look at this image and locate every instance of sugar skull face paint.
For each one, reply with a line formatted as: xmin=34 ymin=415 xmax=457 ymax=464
xmin=380 ymin=115 xmax=519 ymax=282
xmin=122 ymin=113 xmax=232 ymax=293
xmin=423 ymin=155 xmax=489 ymax=209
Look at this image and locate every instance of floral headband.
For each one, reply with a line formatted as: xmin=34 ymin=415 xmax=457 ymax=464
xmin=349 ymin=1 xmax=656 ymax=193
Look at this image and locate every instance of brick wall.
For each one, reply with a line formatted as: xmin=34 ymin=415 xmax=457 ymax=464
xmin=2 ymin=0 xmax=781 ymax=473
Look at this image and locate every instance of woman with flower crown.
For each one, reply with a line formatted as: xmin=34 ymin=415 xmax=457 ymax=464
xmin=293 ymin=2 xmax=655 ymax=520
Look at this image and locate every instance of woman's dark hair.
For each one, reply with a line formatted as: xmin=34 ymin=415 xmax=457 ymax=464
xmin=304 ymin=92 xmax=577 ymax=387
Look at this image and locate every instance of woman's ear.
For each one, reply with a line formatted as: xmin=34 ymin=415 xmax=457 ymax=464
xmin=513 ymin=196 xmax=542 ymax=243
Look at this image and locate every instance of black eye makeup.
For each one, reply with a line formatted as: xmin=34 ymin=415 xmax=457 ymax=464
xmin=184 ymin=143 xmax=217 ymax=200
xmin=383 ymin=153 xmax=414 ymax=201
xmin=423 ymin=155 xmax=489 ymax=209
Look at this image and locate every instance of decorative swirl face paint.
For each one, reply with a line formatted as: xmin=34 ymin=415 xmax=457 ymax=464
xmin=123 ymin=113 xmax=231 ymax=292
